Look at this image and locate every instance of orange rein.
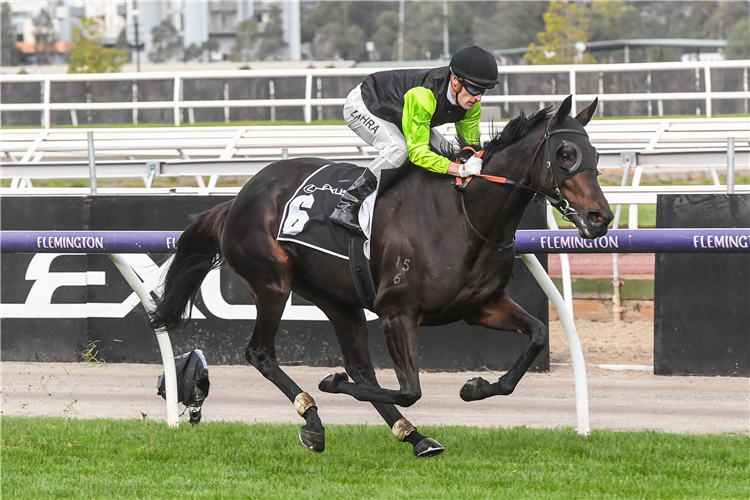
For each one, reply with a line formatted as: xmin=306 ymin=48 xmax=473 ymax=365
xmin=454 ymin=146 xmax=506 ymax=186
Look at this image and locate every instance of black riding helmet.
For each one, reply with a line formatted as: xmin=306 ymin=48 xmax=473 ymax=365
xmin=449 ymin=46 xmax=498 ymax=89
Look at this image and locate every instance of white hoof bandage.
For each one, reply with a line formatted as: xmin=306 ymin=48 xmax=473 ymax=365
xmin=294 ymin=392 xmax=317 ymax=417
xmin=391 ymin=417 xmax=416 ymax=442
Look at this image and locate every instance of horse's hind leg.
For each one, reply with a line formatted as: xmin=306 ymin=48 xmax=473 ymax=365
xmin=313 ymin=298 xmax=444 ymax=457
xmin=460 ymin=291 xmax=547 ymax=402
xmin=230 ymin=270 xmax=326 ymax=453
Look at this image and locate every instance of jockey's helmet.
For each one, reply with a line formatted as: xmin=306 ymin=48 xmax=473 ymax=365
xmin=449 ymin=46 xmax=498 ymax=89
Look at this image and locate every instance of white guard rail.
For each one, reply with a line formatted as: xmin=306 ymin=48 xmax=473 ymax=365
xmin=1 ymin=118 xmax=748 ymax=191
xmin=0 ymin=60 xmax=748 ymax=127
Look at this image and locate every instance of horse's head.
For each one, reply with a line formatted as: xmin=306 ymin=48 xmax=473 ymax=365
xmin=538 ymin=95 xmax=614 ymax=238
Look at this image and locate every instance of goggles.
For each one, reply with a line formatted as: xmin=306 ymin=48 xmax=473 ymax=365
xmin=451 ymin=70 xmax=491 ymax=96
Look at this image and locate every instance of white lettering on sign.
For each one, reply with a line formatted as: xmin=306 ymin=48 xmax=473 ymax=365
xmin=0 ymin=253 xmax=203 ymax=320
xmin=692 ymin=235 xmax=749 ymax=249
xmin=539 ymin=235 xmax=620 ymax=250
xmin=0 ymin=254 xmax=379 ymax=322
xmin=36 ymin=236 xmax=104 ymax=250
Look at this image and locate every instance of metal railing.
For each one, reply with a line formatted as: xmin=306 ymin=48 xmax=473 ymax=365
xmin=2 ymin=119 xmax=747 ymax=194
xmin=1 ymin=60 xmax=748 ymax=127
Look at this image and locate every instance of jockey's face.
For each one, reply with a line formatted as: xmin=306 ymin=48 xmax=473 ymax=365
xmin=450 ymin=74 xmax=484 ymax=110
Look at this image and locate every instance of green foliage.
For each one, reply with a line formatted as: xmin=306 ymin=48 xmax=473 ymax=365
xmin=584 ymin=1 xmax=639 ymax=42
xmin=31 ymin=8 xmax=57 ymax=65
xmin=231 ymin=17 xmax=260 ymax=62
xmin=525 ymin=1 xmax=597 ymax=65
xmin=184 ymin=39 xmax=219 ymax=63
xmin=68 ymin=18 xmax=127 ymax=74
xmin=726 ymin=18 xmax=750 ymax=60
xmin=474 ymin=2 xmax=547 ymax=55
xmin=371 ymin=11 xmax=399 ymax=61
xmin=148 ymin=20 xmax=183 ymax=63
xmin=1 ymin=3 xmax=22 ymax=66
xmin=256 ymin=5 xmax=288 ymax=61
xmin=2 ymin=417 xmax=748 ymax=499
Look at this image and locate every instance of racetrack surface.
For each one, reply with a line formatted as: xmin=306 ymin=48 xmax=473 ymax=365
xmin=3 ymin=254 xmax=745 ymax=435
xmin=3 ymin=324 xmax=747 ymax=435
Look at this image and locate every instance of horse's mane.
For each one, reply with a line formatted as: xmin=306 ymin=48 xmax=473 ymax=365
xmin=437 ymin=105 xmax=554 ymax=162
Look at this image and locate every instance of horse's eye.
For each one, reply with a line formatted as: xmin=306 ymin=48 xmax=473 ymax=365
xmin=595 ymin=151 xmax=601 ymax=164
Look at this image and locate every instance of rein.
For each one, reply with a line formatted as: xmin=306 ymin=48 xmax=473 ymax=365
xmin=454 ymin=120 xmax=590 ymax=247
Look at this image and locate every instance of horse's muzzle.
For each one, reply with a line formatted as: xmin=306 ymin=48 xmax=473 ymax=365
xmin=578 ymin=209 xmax=613 ymax=238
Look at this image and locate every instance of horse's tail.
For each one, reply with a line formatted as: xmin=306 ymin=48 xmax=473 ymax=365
xmin=149 ymin=200 xmax=233 ymax=331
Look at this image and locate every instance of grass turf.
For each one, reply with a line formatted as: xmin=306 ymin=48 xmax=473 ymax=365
xmin=2 ymin=417 xmax=747 ymax=499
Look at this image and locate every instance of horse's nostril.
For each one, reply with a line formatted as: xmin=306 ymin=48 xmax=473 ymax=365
xmin=588 ymin=212 xmax=607 ymax=226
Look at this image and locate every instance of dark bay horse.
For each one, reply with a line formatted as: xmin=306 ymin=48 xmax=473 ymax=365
xmin=150 ymin=95 xmax=613 ymax=457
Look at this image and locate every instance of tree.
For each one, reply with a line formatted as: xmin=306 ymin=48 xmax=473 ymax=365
xmin=310 ymin=1 xmax=392 ymax=61
xmin=583 ymin=1 xmax=639 ymax=42
xmin=371 ymin=11 xmax=399 ymax=61
xmin=115 ymin=26 xmax=132 ymax=62
xmin=474 ymin=2 xmax=547 ymax=52
xmin=231 ymin=18 xmax=260 ymax=61
xmin=524 ymin=1 xmax=597 ymax=65
xmin=725 ymin=18 xmax=750 ymax=60
xmin=185 ymin=39 xmax=219 ymax=62
xmin=68 ymin=17 xmax=127 ymax=73
xmin=32 ymin=8 xmax=57 ymax=65
xmin=1 ymin=3 xmax=22 ymax=66
xmin=256 ymin=5 xmax=288 ymax=61
xmin=148 ymin=20 xmax=183 ymax=63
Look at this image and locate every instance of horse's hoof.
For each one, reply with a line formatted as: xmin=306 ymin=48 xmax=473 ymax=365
xmin=318 ymin=372 xmax=349 ymax=393
xmin=413 ymin=437 xmax=445 ymax=457
xmin=460 ymin=376 xmax=490 ymax=402
xmin=299 ymin=428 xmax=325 ymax=453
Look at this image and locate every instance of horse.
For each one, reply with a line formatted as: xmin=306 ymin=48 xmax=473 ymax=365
xmin=149 ymin=95 xmax=614 ymax=457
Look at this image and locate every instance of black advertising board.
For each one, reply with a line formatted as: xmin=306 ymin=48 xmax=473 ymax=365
xmin=654 ymin=194 xmax=749 ymax=376
xmin=1 ymin=195 xmax=549 ymax=371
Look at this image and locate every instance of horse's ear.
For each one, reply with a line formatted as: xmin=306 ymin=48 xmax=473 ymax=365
xmin=551 ymin=95 xmax=573 ymax=127
xmin=575 ymin=98 xmax=598 ymax=126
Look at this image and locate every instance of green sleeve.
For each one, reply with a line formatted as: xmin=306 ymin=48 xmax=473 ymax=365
xmin=401 ymin=87 xmax=452 ymax=174
xmin=455 ymin=102 xmax=481 ymax=146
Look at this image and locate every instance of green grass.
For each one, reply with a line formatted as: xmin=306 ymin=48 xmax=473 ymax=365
xmin=551 ymin=278 xmax=654 ymax=300
xmin=2 ymin=417 xmax=748 ymax=499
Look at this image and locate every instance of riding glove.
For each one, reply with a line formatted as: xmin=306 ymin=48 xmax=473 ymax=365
xmin=459 ymin=155 xmax=483 ymax=178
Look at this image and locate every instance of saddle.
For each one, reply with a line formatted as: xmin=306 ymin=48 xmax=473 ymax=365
xmin=276 ymin=162 xmax=378 ymax=311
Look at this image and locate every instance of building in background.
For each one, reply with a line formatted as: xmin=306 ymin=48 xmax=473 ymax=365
xmin=2 ymin=0 xmax=301 ymax=65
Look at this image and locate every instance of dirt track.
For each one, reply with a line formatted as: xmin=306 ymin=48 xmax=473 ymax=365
xmin=4 ymin=253 xmax=747 ymax=435
xmin=3 ymin=318 xmax=748 ymax=435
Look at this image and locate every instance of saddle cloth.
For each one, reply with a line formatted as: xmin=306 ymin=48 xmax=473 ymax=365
xmin=277 ymin=162 xmax=375 ymax=260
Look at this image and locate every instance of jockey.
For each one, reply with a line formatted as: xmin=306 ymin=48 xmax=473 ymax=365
xmin=330 ymin=45 xmax=499 ymax=233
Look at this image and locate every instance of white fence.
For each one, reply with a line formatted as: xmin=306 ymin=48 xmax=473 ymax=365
xmin=2 ymin=118 xmax=748 ymax=202
xmin=1 ymin=60 xmax=748 ymax=127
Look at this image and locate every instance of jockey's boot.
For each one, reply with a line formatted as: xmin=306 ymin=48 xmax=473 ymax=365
xmin=330 ymin=168 xmax=378 ymax=233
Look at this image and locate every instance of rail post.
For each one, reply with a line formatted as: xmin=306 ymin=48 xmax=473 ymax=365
xmin=522 ymin=253 xmax=590 ymax=436
xmin=109 ymin=253 xmax=180 ymax=428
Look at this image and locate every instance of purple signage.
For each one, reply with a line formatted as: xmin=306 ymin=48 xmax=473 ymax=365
xmin=1 ymin=228 xmax=748 ymax=254
xmin=514 ymin=229 xmax=750 ymax=253
xmin=0 ymin=231 xmax=182 ymax=254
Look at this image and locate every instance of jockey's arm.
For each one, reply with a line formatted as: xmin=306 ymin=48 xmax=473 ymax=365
xmin=402 ymin=87 xmax=483 ymax=176
xmin=402 ymin=87 xmax=458 ymax=175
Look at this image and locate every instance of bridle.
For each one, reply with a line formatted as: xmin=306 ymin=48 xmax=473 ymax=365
xmin=454 ymin=118 xmax=594 ymax=249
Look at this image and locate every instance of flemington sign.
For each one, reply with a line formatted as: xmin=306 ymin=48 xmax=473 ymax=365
xmin=4 ymin=228 xmax=749 ymax=255
xmin=515 ymin=228 xmax=750 ymax=253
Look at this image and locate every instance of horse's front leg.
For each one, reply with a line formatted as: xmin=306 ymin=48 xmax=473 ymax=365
xmin=459 ymin=291 xmax=547 ymax=401
xmin=313 ymin=298 xmax=443 ymax=457
xmin=319 ymin=313 xmax=423 ymax=408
